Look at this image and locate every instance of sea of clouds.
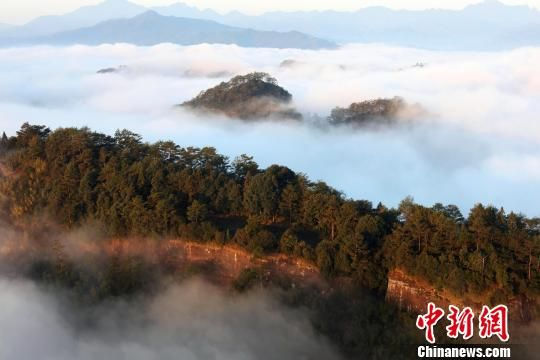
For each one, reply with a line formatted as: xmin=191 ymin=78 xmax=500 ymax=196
xmin=1 ymin=43 xmax=539 ymax=215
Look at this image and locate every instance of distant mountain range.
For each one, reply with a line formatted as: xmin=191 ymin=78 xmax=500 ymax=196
xmin=0 ymin=11 xmax=334 ymax=49
xmin=0 ymin=0 xmax=145 ymax=38
xmin=1 ymin=0 xmax=540 ymax=50
xmin=213 ymin=1 xmax=540 ymax=50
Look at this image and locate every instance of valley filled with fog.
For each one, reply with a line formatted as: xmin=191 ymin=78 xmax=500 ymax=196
xmin=1 ymin=43 xmax=540 ymax=215
xmin=0 ymin=277 xmax=341 ymax=360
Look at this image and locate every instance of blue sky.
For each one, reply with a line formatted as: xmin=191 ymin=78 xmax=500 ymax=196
xmin=1 ymin=0 xmax=539 ymax=25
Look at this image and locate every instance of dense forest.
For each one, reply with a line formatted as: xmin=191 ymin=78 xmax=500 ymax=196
xmin=327 ymin=96 xmax=429 ymax=128
xmin=181 ymin=72 xmax=302 ymax=120
xmin=328 ymin=97 xmax=408 ymax=127
xmin=1 ymin=123 xmax=538 ymax=303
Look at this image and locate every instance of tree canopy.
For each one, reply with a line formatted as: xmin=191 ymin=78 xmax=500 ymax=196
xmin=328 ymin=97 xmax=413 ymax=127
xmin=1 ymin=123 xmax=538 ymax=302
xmin=181 ymin=72 xmax=302 ymax=120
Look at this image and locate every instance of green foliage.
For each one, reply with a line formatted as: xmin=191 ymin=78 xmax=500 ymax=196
xmin=233 ymin=268 xmax=263 ymax=292
xmin=232 ymin=154 xmax=258 ymax=181
xmin=385 ymin=200 xmax=540 ymax=298
xmin=0 ymin=132 xmax=9 ymax=156
xmin=243 ymin=165 xmax=296 ymax=222
xmin=233 ymin=216 xmax=278 ymax=255
xmin=316 ymin=240 xmax=336 ymax=277
xmin=187 ymin=200 xmax=208 ymax=224
xmin=280 ymin=228 xmax=300 ymax=254
xmin=2 ymin=124 xmax=538 ymax=301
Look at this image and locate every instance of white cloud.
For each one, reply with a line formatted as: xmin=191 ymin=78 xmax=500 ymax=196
xmin=0 ymin=277 xmax=341 ymax=360
xmin=1 ymin=43 xmax=539 ymax=215
xmin=486 ymin=154 xmax=540 ymax=182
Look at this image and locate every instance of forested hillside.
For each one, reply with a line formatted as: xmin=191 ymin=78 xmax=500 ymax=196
xmin=0 ymin=123 xmax=538 ymax=303
xmin=328 ymin=97 xmax=423 ymax=127
xmin=181 ymin=72 xmax=302 ymax=120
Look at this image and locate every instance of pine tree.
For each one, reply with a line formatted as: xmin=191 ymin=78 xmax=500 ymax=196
xmin=0 ymin=132 xmax=7 ymax=155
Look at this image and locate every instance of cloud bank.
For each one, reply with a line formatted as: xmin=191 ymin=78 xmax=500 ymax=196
xmin=1 ymin=43 xmax=539 ymax=215
xmin=0 ymin=277 xmax=341 ymax=360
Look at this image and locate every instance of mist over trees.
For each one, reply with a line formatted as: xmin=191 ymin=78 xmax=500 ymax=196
xmin=329 ymin=97 xmax=405 ymax=127
xmin=181 ymin=72 xmax=429 ymax=128
xmin=327 ymin=97 xmax=425 ymax=127
xmin=1 ymin=123 xmax=539 ymax=359
xmin=1 ymin=123 xmax=538 ymax=303
xmin=181 ymin=72 xmax=302 ymax=120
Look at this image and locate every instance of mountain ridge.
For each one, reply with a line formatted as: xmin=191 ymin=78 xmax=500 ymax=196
xmin=2 ymin=0 xmax=540 ymax=50
xmin=3 ymin=10 xmax=335 ymax=49
xmin=0 ymin=0 xmax=146 ymax=38
xmin=206 ymin=0 xmax=540 ymax=50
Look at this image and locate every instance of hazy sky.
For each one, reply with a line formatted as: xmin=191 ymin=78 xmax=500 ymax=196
xmin=1 ymin=0 xmax=539 ymax=25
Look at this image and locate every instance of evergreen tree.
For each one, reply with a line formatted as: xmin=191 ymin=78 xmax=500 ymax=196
xmin=1 ymin=123 xmax=537 ymax=299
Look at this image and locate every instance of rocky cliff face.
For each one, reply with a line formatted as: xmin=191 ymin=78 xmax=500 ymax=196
xmin=161 ymin=240 xmax=325 ymax=289
xmin=0 ymin=224 xmax=327 ymax=292
xmin=386 ymin=268 xmax=535 ymax=323
xmin=386 ymin=269 xmax=438 ymax=313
